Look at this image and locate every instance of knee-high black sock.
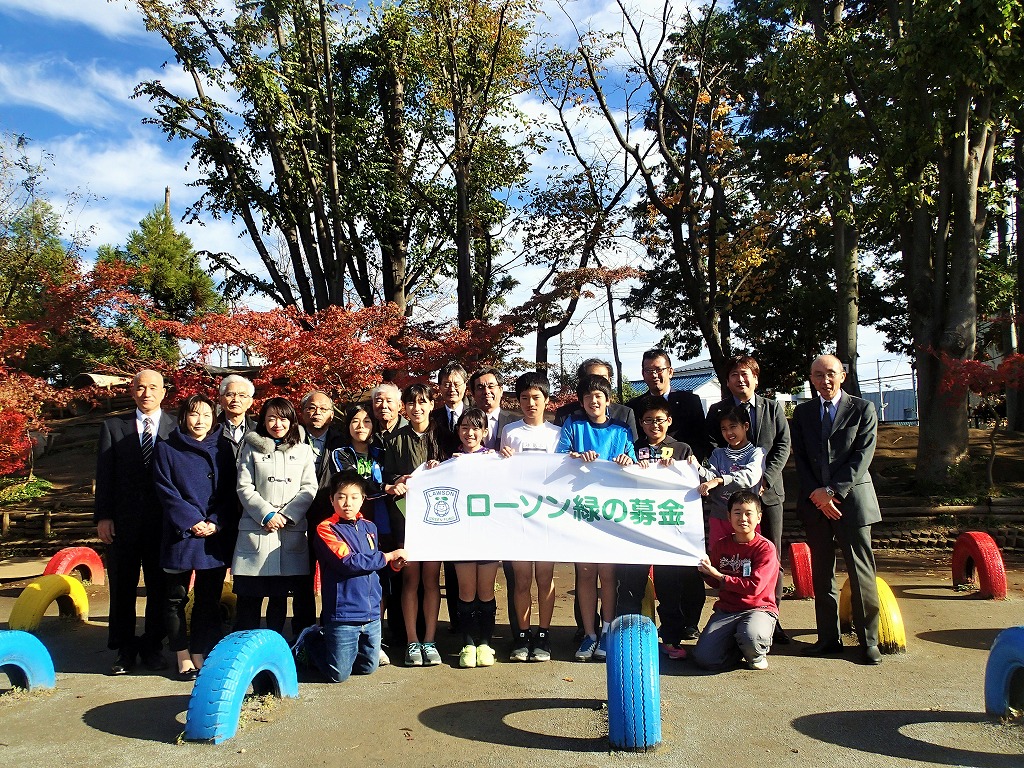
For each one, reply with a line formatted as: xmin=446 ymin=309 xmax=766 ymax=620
xmin=457 ymin=599 xmax=477 ymax=647
xmin=476 ymin=599 xmax=497 ymax=646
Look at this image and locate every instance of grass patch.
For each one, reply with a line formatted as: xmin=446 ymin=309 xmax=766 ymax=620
xmin=0 ymin=476 xmax=54 ymax=506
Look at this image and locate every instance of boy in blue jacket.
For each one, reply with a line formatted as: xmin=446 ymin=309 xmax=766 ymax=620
xmin=293 ymin=471 xmax=407 ymax=682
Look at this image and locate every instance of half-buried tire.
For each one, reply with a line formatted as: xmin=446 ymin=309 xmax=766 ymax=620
xmin=42 ymin=547 xmax=105 ymax=586
xmin=985 ymin=626 xmax=1024 ymax=718
xmin=184 ymin=630 xmax=299 ymax=744
xmin=0 ymin=630 xmax=56 ymax=689
xmin=839 ymin=576 xmax=906 ymax=654
xmin=8 ymin=575 xmax=89 ymax=632
xmin=788 ymin=542 xmax=814 ymax=599
xmin=952 ymin=531 xmax=1007 ymax=600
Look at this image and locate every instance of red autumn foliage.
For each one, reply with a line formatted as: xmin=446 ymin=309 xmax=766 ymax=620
xmin=0 ymin=409 xmax=32 ymax=476
xmin=938 ymin=352 xmax=1024 ymax=401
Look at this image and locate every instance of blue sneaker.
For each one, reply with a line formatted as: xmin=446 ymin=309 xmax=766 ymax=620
xmin=575 ymin=634 xmax=598 ymax=661
xmin=594 ymin=632 xmax=609 ymax=661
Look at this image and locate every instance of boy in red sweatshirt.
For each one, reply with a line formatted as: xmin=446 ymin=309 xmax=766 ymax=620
xmin=693 ymin=490 xmax=778 ymax=671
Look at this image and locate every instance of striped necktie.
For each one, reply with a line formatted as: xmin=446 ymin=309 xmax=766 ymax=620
xmin=141 ymin=417 xmax=154 ymax=468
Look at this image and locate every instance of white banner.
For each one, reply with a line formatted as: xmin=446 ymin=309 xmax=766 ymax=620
xmin=404 ymin=453 xmax=705 ymax=565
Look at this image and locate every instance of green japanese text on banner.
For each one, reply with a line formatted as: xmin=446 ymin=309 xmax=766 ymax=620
xmin=404 ymin=453 xmax=705 ymax=565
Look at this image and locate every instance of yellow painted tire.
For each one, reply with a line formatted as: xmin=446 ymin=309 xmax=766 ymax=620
xmin=839 ymin=576 xmax=906 ymax=654
xmin=184 ymin=584 xmax=237 ymax=631
xmin=641 ymin=574 xmax=657 ymax=622
xmin=8 ymin=575 xmax=90 ymax=632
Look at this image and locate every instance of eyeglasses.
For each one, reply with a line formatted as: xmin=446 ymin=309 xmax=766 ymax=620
xmin=304 ymin=405 xmax=333 ymax=414
xmin=474 ymin=384 xmax=500 ymax=391
xmin=222 ymin=392 xmax=251 ymax=400
xmin=641 ymin=417 xmax=668 ymax=425
xmin=642 ymin=365 xmax=671 ymax=376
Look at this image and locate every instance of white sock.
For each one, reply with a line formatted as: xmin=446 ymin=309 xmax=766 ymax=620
xmin=602 ymin=621 xmax=611 ymax=635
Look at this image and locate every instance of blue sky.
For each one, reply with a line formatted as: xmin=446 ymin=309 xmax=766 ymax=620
xmin=0 ymin=0 xmax=911 ymax=393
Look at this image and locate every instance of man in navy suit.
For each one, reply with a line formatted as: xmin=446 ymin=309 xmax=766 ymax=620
xmin=95 ymin=369 xmax=176 ymax=675
xmin=792 ymin=354 xmax=882 ymax=665
xmin=626 ymin=349 xmax=709 ymax=460
xmin=706 ymin=354 xmax=792 ymax=641
xmin=469 ymin=366 xmax=516 ymax=451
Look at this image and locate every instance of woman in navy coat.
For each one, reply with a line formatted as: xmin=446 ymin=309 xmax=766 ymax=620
xmin=153 ymin=393 xmax=238 ymax=680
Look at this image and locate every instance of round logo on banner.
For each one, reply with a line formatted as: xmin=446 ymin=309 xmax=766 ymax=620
xmin=423 ymin=487 xmax=460 ymax=525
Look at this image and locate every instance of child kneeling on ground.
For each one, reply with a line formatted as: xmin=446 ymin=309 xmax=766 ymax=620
xmin=693 ymin=490 xmax=778 ymax=671
xmin=293 ymin=471 xmax=407 ymax=682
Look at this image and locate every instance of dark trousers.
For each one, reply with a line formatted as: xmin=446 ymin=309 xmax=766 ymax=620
xmin=502 ymin=561 xmax=520 ymax=636
xmin=759 ymin=499 xmax=785 ymax=608
xmin=234 ymin=595 xmax=289 ymax=635
xmin=105 ymin=530 xmax=166 ymax=655
xmin=804 ymin=514 xmax=880 ymax=647
xmin=164 ymin=567 xmax=227 ymax=656
xmin=615 ymin=565 xmax=705 ymax=643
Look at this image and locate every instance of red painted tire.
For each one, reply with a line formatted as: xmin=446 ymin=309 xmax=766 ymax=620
xmin=42 ymin=547 xmax=105 ymax=586
xmin=788 ymin=542 xmax=814 ymax=599
xmin=952 ymin=531 xmax=1007 ymax=600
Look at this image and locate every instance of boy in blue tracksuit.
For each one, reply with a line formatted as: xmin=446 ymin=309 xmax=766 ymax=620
xmin=293 ymin=471 xmax=407 ymax=682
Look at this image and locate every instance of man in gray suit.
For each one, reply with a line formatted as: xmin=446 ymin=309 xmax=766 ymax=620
xmin=95 ymin=369 xmax=176 ymax=675
xmin=706 ymin=354 xmax=791 ymax=642
xmin=792 ymin=354 xmax=882 ymax=664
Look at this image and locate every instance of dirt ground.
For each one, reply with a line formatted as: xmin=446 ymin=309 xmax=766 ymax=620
xmin=1 ymin=556 xmax=1023 ymax=768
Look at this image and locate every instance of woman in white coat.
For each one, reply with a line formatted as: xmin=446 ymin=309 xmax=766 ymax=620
xmin=233 ymin=397 xmax=318 ymax=635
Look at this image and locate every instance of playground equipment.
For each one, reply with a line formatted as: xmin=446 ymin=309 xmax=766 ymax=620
xmin=984 ymin=626 xmax=1024 ymax=718
xmin=8 ymin=575 xmax=89 ymax=632
xmin=184 ymin=630 xmax=299 ymax=744
xmin=0 ymin=630 xmax=56 ymax=690
xmin=839 ymin=576 xmax=906 ymax=654
xmin=952 ymin=531 xmax=1007 ymax=600
xmin=606 ymin=614 xmax=661 ymax=752
xmin=42 ymin=547 xmax=105 ymax=585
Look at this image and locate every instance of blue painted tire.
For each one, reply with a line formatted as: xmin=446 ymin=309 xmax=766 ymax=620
xmin=606 ymin=614 xmax=661 ymax=751
xmin=184 ymin=630 xmax=299 ymax=743
xmin=0 ymin=630 xmax=56 ymax=690
xmin=984 ymin=626 xmax=1024 ymax=717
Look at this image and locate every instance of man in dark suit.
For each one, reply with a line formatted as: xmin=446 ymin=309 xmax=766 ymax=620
xmin=555 ymin=358 xmax=638 ymax=441
xmin=293 ymin=390 xmax=347 ymax=637
xmin=626 ymin=349 xmax=708 ymax=460
xmin=469 ymin=366 xmax=516 ymax=451
xmin=217 ymin=374 xmax=256 ymax=459
xmin=431 ymin=361 xmax=471 ymax=458
xmin=706 ymin=354 xmax=792 ymax=642
xmin=792 ymin=354 xmax=882 ymax=665
xmin=94 ymin=369 xmax=175 ymax=675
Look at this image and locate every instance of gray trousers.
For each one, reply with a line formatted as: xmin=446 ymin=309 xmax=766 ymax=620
xmin=805 ymin=515 xmax=879 ymax=648
xmin=692 ymin=609 xmax=777 ymax=670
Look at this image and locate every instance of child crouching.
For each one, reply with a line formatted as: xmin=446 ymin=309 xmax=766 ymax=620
xmin=693 ymin=490 xmax=778 ymax=671
xmin=294 ymin=471 xmax=407 ymax=682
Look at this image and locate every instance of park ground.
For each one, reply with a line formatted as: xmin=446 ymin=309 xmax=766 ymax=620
xmin=1 ymin=418 xmax=1024 ymax=766
xmin=0 ymin=554 xmax=1023 ymax=768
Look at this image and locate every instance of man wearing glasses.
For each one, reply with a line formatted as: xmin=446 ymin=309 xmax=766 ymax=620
xmin=217 ymin=374 xmax=256 ymax=458
xmin=554 ymin=358 xmax=638 ymax=441
xmin=468 ymin=366 xmax=515 ymax=451
xmin=627 ymin=349 xmax=709 ymax=460
xmin=294 ymin=390 xmax=346 ymax=638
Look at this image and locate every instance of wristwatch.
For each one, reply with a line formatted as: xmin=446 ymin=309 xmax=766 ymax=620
xmin=825 ymin=486 xmax=836 ymax=498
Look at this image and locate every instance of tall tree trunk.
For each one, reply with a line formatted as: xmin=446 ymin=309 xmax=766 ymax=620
xmin=833 ymin=166 xmax=861 ymax=396
xmin=1009 ymin=128 xmax=1024 ymax=431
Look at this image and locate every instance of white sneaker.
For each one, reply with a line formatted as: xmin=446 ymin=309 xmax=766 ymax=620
xmin=748 ymin=655 xmax=768 ymax=670
xmin=378 ymin=648 xmax=391 ymax=667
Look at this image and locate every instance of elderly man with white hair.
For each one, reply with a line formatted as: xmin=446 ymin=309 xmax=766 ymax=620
xmin=217 ymin=374 xmax=256 ymax=458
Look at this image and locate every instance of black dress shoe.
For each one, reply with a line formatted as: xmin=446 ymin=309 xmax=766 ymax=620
xmin=109 ymin=651 xmax=135 ymax=676
xmin=680 ymin=626 xmax=700 ymax=641
xmin=140 ymin=650 xmax=169 ymax=671
xmin=861 ymin=645 xmax=882 ymax=665
xmin=802 ymin=639 xmax=844 ymax=656
xmin=773 ymin=626 xmax=791 ymax=645
xmin=177 ymin=668 xmax=200 ymax=682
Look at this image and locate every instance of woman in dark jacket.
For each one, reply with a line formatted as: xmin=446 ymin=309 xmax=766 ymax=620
xmin=153 ymin=393 xmax=238 ymax=680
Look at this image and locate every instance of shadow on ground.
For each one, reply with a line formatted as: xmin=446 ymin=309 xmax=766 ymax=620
xmin=419 ymin=697 xmax=607 ymax=751
xmin=917 ymin=628 xmax=1003 ymax=650
xmin=792 ymin=709 xmax=1022 ymax=767
xmin=83 ymin=694 xmax=189 ymax=743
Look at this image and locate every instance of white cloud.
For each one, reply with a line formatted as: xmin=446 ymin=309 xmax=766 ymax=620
xmin=0 ymin=0 xmax=147 ymax=39
xmin=0 ymin=56 xmax=120 ymax=124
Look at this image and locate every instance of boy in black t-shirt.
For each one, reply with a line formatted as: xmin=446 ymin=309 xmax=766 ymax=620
xmin=617 ymin=396 xmax=706 ymax=659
